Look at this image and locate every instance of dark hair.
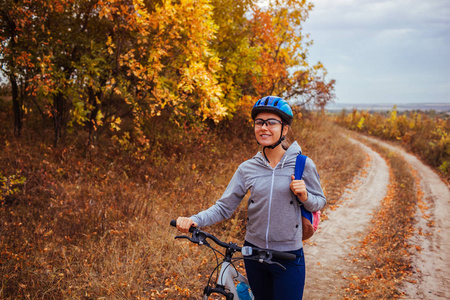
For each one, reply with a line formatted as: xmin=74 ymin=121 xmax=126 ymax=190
xmin=281 ymin=125 xmax=292 ymax=150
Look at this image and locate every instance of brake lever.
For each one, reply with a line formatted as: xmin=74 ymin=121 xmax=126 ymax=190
xmin=263 ymin=259 xmax=287 ymax=271
xmin=175 ymin=229 xmax=210 ymax=246
xmin=253 ymin=250 xmax=287 ymax=271
xmin=175 ymin=235 xmax=197 ymax=243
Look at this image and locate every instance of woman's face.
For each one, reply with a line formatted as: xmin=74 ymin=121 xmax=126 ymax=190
xmin=254 ymin=112 xmax=288 ymax=147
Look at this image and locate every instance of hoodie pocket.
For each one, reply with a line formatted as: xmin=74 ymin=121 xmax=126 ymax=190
xmin=246 ymin=197 xmax=268 ymax=240
xmin=268 ymin=193 xmax=302 ymax=242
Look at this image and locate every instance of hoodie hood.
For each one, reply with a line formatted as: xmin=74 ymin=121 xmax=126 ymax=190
xmin=253 ymin=141 xmax=302 ymax=168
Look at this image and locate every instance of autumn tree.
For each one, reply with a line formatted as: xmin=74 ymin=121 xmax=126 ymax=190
xmin=286 ymin=64 xmax=336 ymax=112
xmin=0 ymin=0 xmax=38 ymax=136
xmin=88 ymin=0 xmax=226 ymax=154
xmin=247 ymin=0 xmax=335 ymax=109
xmin=0 ymin=0 xmax=106 ymax=143
xmin=0 ymin=0 xmax=227 ymax=145
xmin=0 ymin=0 xmax=335 ymax=146
xmin=208 ymin=0 xmax=261 ymax=115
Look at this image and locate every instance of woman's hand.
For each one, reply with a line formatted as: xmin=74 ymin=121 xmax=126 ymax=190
xmin=176 ymin=217 xmax=198 ymax=233
xmin=290 ymin=175 xmax=308 ymax=202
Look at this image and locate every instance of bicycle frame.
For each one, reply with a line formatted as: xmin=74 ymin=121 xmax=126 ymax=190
xmin=202 ymin=260 xmax=250 ymax=299
xmin=202 ymin=246 xmax=252 ymax=300
xmin=170 ymin=220 xmax=293 ymax=299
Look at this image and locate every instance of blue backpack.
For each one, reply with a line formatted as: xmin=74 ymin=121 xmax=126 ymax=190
xmin=295 ymin=154 xmax=321 ymax=241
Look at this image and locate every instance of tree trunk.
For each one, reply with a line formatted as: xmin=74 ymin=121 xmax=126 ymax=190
xmin=10 ymin=75 xmax=22 ymax=137
xmin=87 ymin=87 xmax=100 ymax=143
xmin=53 ymin=92 xmax=66 ymax=146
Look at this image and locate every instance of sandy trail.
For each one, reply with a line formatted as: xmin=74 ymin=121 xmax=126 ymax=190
xmin=303 ymin=135 xmax=450 ymax=299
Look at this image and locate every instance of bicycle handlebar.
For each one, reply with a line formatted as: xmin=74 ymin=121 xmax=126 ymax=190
xmin=170 ymin=219 xmax=296 ymax=262
xmin=170 ymin=219 xmax=196 ymax=233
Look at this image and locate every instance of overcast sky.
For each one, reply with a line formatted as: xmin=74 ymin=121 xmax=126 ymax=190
xmin=302 ymin=0 xmax=450 ymax=104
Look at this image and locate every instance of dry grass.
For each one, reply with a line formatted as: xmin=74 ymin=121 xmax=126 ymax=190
xmin=0 ymin=110 xmax=364 ymax=299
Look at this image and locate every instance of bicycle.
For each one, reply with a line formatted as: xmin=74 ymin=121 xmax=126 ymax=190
xmin=170 ymin=220 xmax=296 ymax=299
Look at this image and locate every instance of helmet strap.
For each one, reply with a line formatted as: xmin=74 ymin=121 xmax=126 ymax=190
xmin=262 ymin=124 xmax=286 ymax=164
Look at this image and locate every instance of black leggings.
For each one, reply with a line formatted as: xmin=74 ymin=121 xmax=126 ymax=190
xmin=243 ymin=241 xmax=305 ymax=300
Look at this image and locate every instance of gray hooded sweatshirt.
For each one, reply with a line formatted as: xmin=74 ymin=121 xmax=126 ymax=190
xmin=191 ymin=141 xmax=326 ymax=252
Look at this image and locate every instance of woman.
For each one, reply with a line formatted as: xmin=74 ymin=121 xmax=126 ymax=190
xmin=176 ymin=96 xmax=326 ymax=299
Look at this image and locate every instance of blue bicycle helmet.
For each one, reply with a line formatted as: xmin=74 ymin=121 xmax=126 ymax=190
xmin=251 ymin=96 xmax=293 ymax=125
xmin=251 ymin=96 xmax=294 ymax=163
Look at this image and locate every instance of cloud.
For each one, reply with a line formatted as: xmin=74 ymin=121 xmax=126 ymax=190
xmin=308 ymin=0 xmax=449 ymax=28
xmin=303 ymin=0 xmax=450 ymax=103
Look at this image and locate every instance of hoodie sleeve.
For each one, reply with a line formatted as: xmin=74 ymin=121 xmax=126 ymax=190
xmin=190 ymin=165 xmax=247 ymax=228
xmin=301 ymin=157 xmax=326 ymax=212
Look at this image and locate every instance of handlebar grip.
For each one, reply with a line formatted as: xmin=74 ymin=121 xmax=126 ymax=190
xmin=170 ymin=219 xmax=196 ymax=233
xmin=272 ymin=251 xmax=296 ymax=261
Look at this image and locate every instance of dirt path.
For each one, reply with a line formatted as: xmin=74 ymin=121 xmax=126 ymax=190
xmin=363 ymin=136 xmax=450 ymax=299
xmin=303 ymin=137 xmax=390 ymax=299
xmin=303 ymin=135 xmax=450 ymax=299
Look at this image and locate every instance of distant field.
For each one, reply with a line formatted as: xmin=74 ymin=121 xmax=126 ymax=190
xmin=327 ymin=102 xmax=450 ymax=112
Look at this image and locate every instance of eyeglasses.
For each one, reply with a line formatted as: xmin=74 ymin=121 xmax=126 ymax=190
xmin=254 ymin=118 xmax=283 ymax=128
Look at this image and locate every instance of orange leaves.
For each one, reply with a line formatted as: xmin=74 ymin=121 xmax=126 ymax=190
xmin=99 ymin=0 xmax=227 ymax=124
xmin=2 ymin=0 xmax=335 ymax=148
xmin=246 ymin=2 xmax=335 ymax=108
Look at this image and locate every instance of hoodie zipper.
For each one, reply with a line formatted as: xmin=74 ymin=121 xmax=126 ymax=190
xmin=262 ymin=149 xmax=295 ymax=248
xmin=265 ymin=167 xmax=276 ymax=249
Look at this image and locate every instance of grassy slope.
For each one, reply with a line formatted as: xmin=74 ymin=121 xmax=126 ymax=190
xmin=0 ymin=107 xmax=365 ymax=299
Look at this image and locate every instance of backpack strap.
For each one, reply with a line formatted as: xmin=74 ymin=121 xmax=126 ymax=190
xmin=294 ymin=154 xmax=307 ymax=180
xmin=295 ymin=154 xmax=314 ymax=224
